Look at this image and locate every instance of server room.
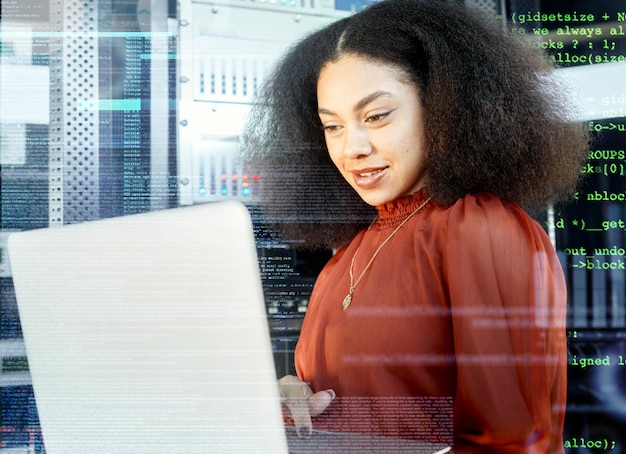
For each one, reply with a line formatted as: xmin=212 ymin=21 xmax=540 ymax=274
xmin=1 ymin=0 xmax=625 ymax=452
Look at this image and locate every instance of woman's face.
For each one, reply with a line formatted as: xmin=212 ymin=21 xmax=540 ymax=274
xmin=317 ymin=55 xmax=427 ymax=207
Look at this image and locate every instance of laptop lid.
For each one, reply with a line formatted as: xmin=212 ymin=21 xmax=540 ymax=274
xmin=8 ymin=201 xmax=288 ymax=453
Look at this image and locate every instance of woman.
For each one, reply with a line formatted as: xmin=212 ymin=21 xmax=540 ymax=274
xmin=242 ymin=0 xmax=589 ymax=451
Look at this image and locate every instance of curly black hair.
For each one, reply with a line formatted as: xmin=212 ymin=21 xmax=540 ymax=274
xmin=241 ymin=0 xmax=589 ymax=249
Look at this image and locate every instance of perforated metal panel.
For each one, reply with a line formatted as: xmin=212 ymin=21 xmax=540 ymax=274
xmin=49 ymin=0 xmax=100 ymax=225
xmin=465 ymin=0 xmax=502 ymax=16
xmin=48 ymin=1 xmax=64 ymax=226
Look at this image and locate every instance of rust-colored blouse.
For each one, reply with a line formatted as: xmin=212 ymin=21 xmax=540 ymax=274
xmin=295 ymin=188 xmax=567 ymax=453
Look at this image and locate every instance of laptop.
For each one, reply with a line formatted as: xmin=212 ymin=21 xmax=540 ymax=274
xmin=8 ymin=201 xmax=289 ymax=453
xmin=9 ymin=201 xmax=451 ymax=453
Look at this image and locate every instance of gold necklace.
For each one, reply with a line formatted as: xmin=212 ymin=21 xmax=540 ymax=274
xmin=342 ymin=196 xmax=432 ymax=311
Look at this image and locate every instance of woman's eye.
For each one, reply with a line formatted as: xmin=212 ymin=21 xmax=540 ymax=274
xmin=323 ymin=124 xmax=342 ymax=133
xmin=365 ymin=112 xmax=390 ymax=123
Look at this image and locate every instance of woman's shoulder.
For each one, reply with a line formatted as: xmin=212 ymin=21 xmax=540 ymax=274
xmin=431 ymin=192 xmax=551 ymax=251
xmin=435 ymin=192 xmax=535 ymax=226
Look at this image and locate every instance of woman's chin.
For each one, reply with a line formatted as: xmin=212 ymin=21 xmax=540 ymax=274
xmin=353 ymin=189 xmax=395 ymax=207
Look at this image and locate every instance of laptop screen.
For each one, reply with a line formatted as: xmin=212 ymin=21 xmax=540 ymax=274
xmin=8 ymin=201 xmax=289 ymax=453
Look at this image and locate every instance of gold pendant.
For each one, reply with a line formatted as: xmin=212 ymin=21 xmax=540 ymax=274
xmin=342 ymin=293 xmax=352 ymax=311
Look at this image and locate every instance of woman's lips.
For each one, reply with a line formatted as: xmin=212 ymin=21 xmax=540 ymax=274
xmin=352 ymin=167 xmax=388 ymax=189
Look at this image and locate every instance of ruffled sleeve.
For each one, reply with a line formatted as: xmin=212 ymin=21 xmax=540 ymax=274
xmin=442 ymin=194 xmax=567 ymax=453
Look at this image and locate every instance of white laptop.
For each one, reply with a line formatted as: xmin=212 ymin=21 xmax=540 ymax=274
xmin=8 ymin=201 xmax=289 ymax=453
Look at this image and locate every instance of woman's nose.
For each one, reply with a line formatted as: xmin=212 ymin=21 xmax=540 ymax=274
xmin=343 ymin=126 xmax=372 ymax=158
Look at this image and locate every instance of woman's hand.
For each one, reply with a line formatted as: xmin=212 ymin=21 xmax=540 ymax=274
xmin=278 ymin=375 xmax=335 ymax=437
